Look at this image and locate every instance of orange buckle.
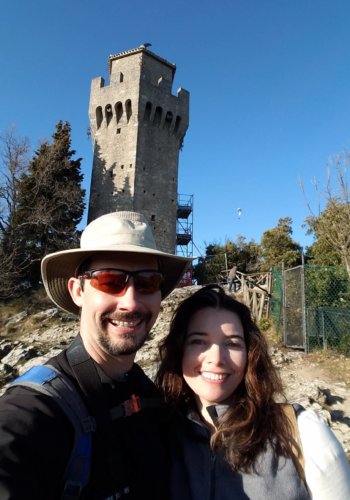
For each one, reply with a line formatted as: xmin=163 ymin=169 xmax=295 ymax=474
xmin=123 ymin=394 xmax=141 ymax=416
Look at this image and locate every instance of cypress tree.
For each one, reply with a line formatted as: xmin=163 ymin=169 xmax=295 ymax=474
xmin=13 ymin=121 xmax=85 ymax=288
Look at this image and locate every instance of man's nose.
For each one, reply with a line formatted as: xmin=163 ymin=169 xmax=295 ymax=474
xmin=116 ymin=278 xmax=140 ymax=309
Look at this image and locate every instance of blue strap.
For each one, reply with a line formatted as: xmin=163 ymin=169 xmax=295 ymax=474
xmin=10 ymin=365 xmax=94 ymax=500
xmin=62 ymin=433 xmax=92 ymax=499
xmin=14 ymin=365 xmax=58 ymax=384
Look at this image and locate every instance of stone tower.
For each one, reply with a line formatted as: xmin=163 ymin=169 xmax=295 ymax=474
xmin=88 ymin=45 xmax=190 ymax=253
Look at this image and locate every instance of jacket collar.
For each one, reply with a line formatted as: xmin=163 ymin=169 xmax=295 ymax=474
xmin=186 ymin=403 xmax=230 ymax=428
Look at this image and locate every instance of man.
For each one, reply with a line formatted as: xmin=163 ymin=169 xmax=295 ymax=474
xmin=228 ymin=264 xmax=238 ymax=292
xmin=0 ymin=211 xmax=192 ymax=499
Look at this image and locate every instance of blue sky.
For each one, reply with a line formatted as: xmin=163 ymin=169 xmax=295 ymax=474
xmin=1 ymin=0 xmax=350 ymax=257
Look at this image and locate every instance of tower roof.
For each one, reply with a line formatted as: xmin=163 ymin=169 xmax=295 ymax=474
xmin=108 ymin=45 xmax=176 ymax=77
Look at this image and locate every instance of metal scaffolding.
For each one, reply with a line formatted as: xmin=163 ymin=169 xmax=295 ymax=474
xmin=176 ymin=194 xmax=193 ymax=258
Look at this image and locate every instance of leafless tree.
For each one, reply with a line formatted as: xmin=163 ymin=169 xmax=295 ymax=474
xmin=301 ymin=152 xmax=350 ymax=278
xmin=0 ymin=126 xmax=30 ymax=234
xmin=0 ymin=127 xmax=30 ymax=298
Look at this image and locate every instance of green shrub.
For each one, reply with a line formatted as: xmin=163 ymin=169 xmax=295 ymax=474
xmin=258 ymin=318 xmax=271 ymax=331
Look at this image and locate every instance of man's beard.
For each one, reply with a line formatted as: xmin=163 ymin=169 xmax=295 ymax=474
xmin=98 ymin=311 xmax=152 ymax=356
xmin=99 ymin=329 xmax=149 ymax=356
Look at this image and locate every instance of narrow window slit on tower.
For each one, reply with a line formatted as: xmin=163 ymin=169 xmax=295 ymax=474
xmin=143 ymin=102 xmax=152 ymax=122
xmin=116 ymin=102 xmax=123 ymax=123
xmin=96 ymin=107 xmax=103 ymax=129
xmin=154 ymin=106 xmax=162 ymax=126
xmin=164 ymin=111 xmax=173 ymax=129
xmin=174 ymin=116 xmax=181 ymax=134
xmin=126 ymin=99 xmax=132 ymax=122
xmin=105 ymin=104 xmax=113 ymax=126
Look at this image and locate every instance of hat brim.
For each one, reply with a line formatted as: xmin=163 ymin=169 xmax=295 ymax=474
xmin=41 ymin=245 xmax=193 ymax=315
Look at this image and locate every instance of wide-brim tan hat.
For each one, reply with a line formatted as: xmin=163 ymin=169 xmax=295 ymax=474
xmin=41 ymin=211 xmax=193 ymax=315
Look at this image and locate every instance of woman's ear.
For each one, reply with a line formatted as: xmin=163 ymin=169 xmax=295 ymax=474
xmin=68 ymin=277 xmax=84 ymax=308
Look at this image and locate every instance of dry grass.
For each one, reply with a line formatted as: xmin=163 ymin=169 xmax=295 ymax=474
xmin=305 ymin=350 xmax=350 ymax=388
xmin=267 ymin=328 xmax=350 ymax=388
xmin=0 ymin=288 xmax=51 ymax=320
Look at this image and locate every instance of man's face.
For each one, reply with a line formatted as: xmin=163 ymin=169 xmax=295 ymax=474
xmin=68 ymin=253 xmax=161 ymax=363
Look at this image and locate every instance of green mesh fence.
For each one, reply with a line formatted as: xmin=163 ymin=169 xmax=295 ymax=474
xmin=270 ymin=269 xmax=283 ymax=336
xmin=304 ymin=265 xmax=350 ymax=355
xmin=271 ymin=265 xmax=350 ymax=356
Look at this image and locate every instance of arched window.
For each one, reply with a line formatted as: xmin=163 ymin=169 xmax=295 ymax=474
xmin=164 ymin=111 xmax=173 ymax=130
xmin=143 ymin=102 xmax=152 ymax=122
xmin=105 ymin=104 xmax=113 ymax=126
xmin=96 ymin=106 xmax=103 ymax=129
xmin=115 ymin=102 xmax=123 ymax=124
xmin=125 ymin=99 xmax=132 ymax=122
xmin=174 ymin=116 xmax=181 ymax=134
xmin=154 ymin=106 xmax=162 ymax=127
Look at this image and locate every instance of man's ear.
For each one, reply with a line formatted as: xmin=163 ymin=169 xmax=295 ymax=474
xmin=68 ymin=277 xmax=84 ymax=308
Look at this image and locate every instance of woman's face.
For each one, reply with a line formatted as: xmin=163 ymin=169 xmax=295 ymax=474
xmin=182 ymin=307 xmax=247 ymax=411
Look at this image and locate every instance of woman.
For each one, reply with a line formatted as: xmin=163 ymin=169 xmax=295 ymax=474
xmin=156 ymin=284 xmax=350 ymax=500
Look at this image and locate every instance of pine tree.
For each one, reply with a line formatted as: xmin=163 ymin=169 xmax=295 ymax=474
xmin=260 ymin=217 xmax=302 ymax=270
xmin=13 ymin=121 xmax=85 ymax=288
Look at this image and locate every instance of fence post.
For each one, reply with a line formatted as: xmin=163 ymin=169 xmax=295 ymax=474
xmin=321 ymin=310 xmax=327 ymax=350
xmin=301 ymin=262 xmax=307 ymax=353
xmin=282 ymin=262 xmax=286 ymax=346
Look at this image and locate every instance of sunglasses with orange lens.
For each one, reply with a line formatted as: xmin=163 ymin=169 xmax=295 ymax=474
xmin=79 ymin=269 xmax=164 ymax=295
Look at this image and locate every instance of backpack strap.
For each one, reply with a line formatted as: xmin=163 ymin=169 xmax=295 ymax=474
xmin=66 ymin=336 xmax=165 ymax=421
xmin=10 ymin=365 xmax=96 ymax=500
xmin=281 ymin=403 xmax=305 ymax=483
xmin=66 ymin=336 xmax=108 ymax=418
xmin=109 ymin=395 xmax=164 ymax=419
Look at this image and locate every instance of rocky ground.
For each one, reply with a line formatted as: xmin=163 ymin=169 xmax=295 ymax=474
xmin=1 ymin=285 xmax=349 ymax=457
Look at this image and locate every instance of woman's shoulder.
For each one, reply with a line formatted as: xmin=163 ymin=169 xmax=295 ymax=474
xmin=297 ymin=407 xmax=350 ymax=499
xmin=297 ymin=407 xmax=346 ymax=461
xmin=297 ymin=407 xmax=343 ymax=450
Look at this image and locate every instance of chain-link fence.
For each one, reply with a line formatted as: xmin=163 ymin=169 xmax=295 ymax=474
xmin=283 ymin=266 xmax=305 ymax=348
xmin=270 ymin=269 xmax=283 ymax=336
xmin=305 ymin=265 xmax=350 ymax=355
xmin=270 ymin=265 xmax=350 ymax=356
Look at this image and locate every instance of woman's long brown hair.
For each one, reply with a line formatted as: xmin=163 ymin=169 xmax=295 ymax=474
xmin=155 ymin=284 xmax=298 ymax=472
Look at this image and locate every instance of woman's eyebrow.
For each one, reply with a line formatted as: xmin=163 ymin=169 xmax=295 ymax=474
xmin=226 ymin=333 xmax=245 ymax=339
xmin=186 ymin=331 xmax=207 ymax=338
xmin=186 ymin=332 xmax=244 ymax=339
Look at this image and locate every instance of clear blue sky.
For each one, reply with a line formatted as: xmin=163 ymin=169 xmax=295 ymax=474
xmin=1 ymin=0 xmax=350 ymax=257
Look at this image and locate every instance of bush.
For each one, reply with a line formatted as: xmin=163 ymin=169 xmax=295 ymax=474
xmin=258 ymin=318 xmax=272 ymax=331
xmin=337 ymin=333 xmax=350 ymax=357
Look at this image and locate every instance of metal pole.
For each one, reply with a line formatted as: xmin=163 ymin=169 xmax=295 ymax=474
xmin=301 ymin=263 xmax=307 ymax=353
xmin=282 ymin=262 xmax=286 ymax=346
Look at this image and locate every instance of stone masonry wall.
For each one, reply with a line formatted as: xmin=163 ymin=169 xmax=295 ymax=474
xmin=88 ymin=47 xmax=189 ymax=253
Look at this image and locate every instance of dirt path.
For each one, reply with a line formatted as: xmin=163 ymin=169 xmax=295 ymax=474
xmin=277 ymin=348 xmax=350 ymax=416
xmin=271 ymin=347 xmax=350 ymax=457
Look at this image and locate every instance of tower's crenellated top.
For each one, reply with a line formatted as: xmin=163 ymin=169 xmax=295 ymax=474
xmin=108 ymin=45 xmax=176 ymax=78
